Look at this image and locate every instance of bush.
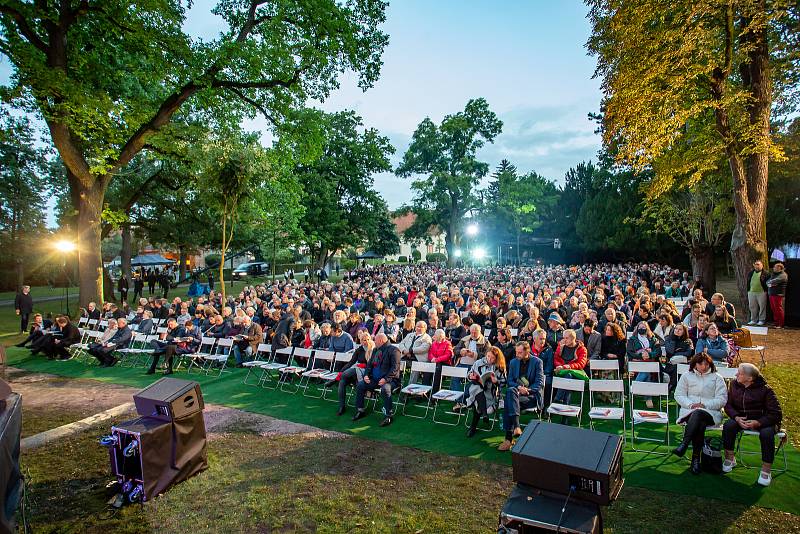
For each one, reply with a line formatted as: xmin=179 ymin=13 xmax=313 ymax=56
xmin=426 ymin=252 xmax=447 ymax=263
xmin=411 ymin=250 xmax=422 ymax=262
xmin=340 ymin=259 xmax=356 ymax=270
xmin=398 ymin=256 xmax=408 ymax=263
xmin=205 ymin=253 xmax=221 ymax=268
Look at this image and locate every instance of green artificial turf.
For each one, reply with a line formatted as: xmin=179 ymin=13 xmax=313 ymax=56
xmin=7 ymin=347 xmax=799 ymax=516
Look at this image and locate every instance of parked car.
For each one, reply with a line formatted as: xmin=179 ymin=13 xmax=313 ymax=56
xmin=231 ymin=262 xmax=269 ymax=280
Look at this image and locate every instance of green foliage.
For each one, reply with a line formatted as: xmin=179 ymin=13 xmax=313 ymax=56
xmin=367 ymin=206 xmax=401 ymax=257
xmin=425 ymin=252 xmax=447 ymax=263
xmin=398 ymin=256 xmax=408 ymax=263
xmin=396 ymin=98 xmax=502 ymax=262
xmin=205 ymin=254 xmax=222 ymax=269
xmin=769 ymin=118 xmax=800 ymax=248
xmin=411 ymin=249 xmax=422 ymax=261
xmin=294 ymin=110 xmax=394 ymax=268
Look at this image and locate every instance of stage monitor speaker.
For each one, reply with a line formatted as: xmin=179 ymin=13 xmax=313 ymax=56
xmin=498 ymin=484 xmax=602 ymax=534
xmin=782 ymin=259 xmax=800 ymax=327
xmin=511 ymin=421 xmax=623 ymax=506
xmin=0 ymin=392 xmax=22 ymax=534
xmin=134 ymin=377 xmax=204 ymax=421
xmin=109 ymin=412 xmax=207 ymax=502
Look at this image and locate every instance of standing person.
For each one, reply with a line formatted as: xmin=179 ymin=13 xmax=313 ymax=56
xmin=747 ymin=260 xmax=769 ymax=326
xmin=207 ymin=271 xmax=214 ymax=291
xmin=133 ymin=274 xmax=144 ymax=301
xmin=14 ymin=285 xmax=34 ymax=333
xmin=147 ymin=269 xmax=157 ymax=295
xmin=767 ymin=263 xmax=788 ymax=329
xmin=117 ymin=275 xmax=129 ymax=304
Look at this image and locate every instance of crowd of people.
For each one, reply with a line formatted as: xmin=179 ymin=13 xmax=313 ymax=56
xmin=13 ymin=261 xmax=786 ymax=485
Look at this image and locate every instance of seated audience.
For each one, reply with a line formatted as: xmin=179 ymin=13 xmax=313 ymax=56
xmin=499 ymin=341 xmax=544 ymax=452
xmin=695 ymin=323 xmax=729 ymax=363
xmin=465 ymin=346 xmax=506 ymax=437
xmin=352 ymin=334 xmax=402 ymax=426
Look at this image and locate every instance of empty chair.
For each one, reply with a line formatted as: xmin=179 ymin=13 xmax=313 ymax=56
xmin=546 ymin=376 xmax=585 ymax=426
xmin=630 ymin=381 xmax=671 ymax=453
xmin=431 ymin=366 xmax=469 ymax=426
xmin=588 ymin=379 xmax=626 ymax=440
xmin=400 ymin=361 xmax=436 ymax=418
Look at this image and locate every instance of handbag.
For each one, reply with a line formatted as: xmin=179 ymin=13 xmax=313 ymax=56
xmin=701 ymin=437 xmax=723 ymax=474
xmin=728 ymin=328 xmax=753 ymax=348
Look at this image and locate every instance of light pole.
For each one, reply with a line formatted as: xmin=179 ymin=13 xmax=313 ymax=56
xmin=465 ymin=223 xmax=479 ymax=266
xmin=54 ymin=239 xmax=76 ymax=317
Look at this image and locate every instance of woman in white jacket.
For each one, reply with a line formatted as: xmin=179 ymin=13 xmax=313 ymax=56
xmin=672 ymin=352 xmax=728 ymax=474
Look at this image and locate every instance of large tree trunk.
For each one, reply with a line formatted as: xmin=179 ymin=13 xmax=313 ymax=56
xmin=74 ymin=177 xmax=107 ymax=308
xmin=178 ymin=246 xmax=187 ymax=282
xmin=121 ymin=224 xmax=132 ymax=300
xmin=690 ymin=246 xmax=717 ymax=294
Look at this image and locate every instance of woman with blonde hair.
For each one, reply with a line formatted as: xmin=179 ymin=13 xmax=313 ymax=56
xmin=465 ymin=345 xmax=507 ymax=437
xmin=334 ymin=331 xmax=374 ymax=416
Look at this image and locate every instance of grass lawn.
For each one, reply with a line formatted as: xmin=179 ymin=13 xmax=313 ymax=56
xmin=18 ymin=407 xmax=800 ymax=533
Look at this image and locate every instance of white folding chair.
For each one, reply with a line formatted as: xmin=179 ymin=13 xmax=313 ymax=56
xmin=321 ymin=352 xmax=354 ymax=402
xmin=242 ymin=343 xmax=272 ymax=384
xmin=740 ymin=326 xmax=768 ymax=367
xmin=257 ymin=347 xmax=293 ymax=390
xmin=156 ymin=326 xmax=168 ymax=336
xmin=589 ymin=359 xmax=620 ymax=379
xmin=87 ymin=318 xmax=99 ymax=330
xmin=630 ymin=381 xmax=670 ymax=453
xmin=98 ymin=320 xmax=109 ymax=332
xmin=736 ymin=428 xmax=789 ymax=473
xmin=293 ymin=347 xmax=314 ymax=369
xmin=187 ymin=337 xmax=216 ymax=373
xmin=116 ymin=332 xmax=149 ymax=366
xmin=77 ymin=317 xmax=88 ymax=328
xmin=277 ymin=348 xmax=306 ymax=392
xmin=205 ymin=338 xmax=233 ymax=375
xmin=717 ymin=366 xmax=738 ymax=381
xmin=546 ymin=376 xmax=585 ymax=426
xmin=588 ymin=379 xmax=626 ymax=441
xmin=400 ymin=361 xmax=436 ymax=418
xmin=300 ymin=350 xmax=335 ymax=398
xmin=431 ymin=366 xmax=469 ymax=426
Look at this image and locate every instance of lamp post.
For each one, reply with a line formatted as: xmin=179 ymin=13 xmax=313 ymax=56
xmin=54 ymin=239 xmax=76 ymax=317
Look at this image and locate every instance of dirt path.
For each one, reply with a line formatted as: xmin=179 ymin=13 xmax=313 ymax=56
xmin=6 ymin=367 xmax=343 ymax=440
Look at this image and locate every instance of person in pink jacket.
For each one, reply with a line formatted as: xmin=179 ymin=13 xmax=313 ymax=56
xmin=428 ymin=329 xmax=454 ymax=365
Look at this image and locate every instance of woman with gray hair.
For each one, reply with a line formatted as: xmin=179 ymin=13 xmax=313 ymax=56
xmin=722 ymin=362 xmax=783 ymax=486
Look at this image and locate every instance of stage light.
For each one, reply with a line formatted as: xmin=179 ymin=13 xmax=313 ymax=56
xmin=454 ymin=249 xmax=462 ymax=258
xmin=54 ymin=239 xmax=77 ymax=253
xmin=466 ymin=224 xmax=479 ymax=236
xmin=472 ymin=247 xmax=486 ymax=260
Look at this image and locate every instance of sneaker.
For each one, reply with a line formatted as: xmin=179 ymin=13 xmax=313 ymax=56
xmin=746 ymin=321 xmax=755 ymax=326
xmin=722 ymin=458 xmax=736 ymax=473
xmin=758 ymin=471 xmax=772 ymax=487
xmin=756 ymin=321 xmax=765 ymax=326
xmin=497 ymin=440 xmax=514 ymax=452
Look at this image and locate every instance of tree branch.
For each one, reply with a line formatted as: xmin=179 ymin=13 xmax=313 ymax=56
xmin=0 ymin=4 xmax=48 ymax=53
xmin=224 ymin=87 xmax=278 ymax=123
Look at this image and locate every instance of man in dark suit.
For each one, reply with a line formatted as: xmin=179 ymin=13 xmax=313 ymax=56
xmin=146 ymin=318 xmax=181 ymax=375
xmin=14 ymin=285 xmax=33 ymax=333
xmin=117 ymin=276 xmax=129 ymax=303
xmin=499 ymin=341 xmax=544 ymax=451
xmin=133 ymin=273 xmax=144 ymax=301
xmin=270 ymin=312 xmax=295 ymax=363
xmin=352 ymin=333 xmax=402 ymax=427
xmin=41 ymin=316 xmax=81 ymax=360
xmin=89 ymin=318 xmax=133 ymax=367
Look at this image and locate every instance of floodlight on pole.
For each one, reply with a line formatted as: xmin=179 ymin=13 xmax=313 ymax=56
xmin=54 ymin=239 xmax=77 ymax=253
xmin=472 ymin=247 xmax=486 ymax=260
xmin=466 ymin=224 xmax=479 ymax=236
xmin=454 ymin=249 xmax=462 ymax=258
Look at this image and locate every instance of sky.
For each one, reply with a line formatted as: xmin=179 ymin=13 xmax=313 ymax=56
xmin=1 ymin=0 xmax=603 ymax=213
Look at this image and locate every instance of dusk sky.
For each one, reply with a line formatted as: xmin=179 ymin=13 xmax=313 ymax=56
xmin=1 ymin=0 xmax=603 ymax=212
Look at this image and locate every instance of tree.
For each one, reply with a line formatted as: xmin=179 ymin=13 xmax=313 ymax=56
xmin=0 ymin=0 xmax=388 ymax=307
xmin=640 ymin=174 xmax=734 ymax=291
xmin=0 ymin=113 xmax=52 ymax=288
xmin=366 ymin=202 xmax=401 ymax=257
xmin=587 ymin=0 xmax=800 ymax=305
xmin=768 ymin=117 xmax=800 ymax=248
xmin=295 ymin=110 xmax=394 ymax=270
xmin=396 ymin=98 xmax=503 ymax=266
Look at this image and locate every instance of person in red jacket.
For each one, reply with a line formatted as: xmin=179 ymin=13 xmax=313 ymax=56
xmin=428 ymin=329 xmax=454 ymax=365
xmin=722 ymin=362 xmax=783 ymax=487
xmin=552 ymin=329 xmax=588 ymax=404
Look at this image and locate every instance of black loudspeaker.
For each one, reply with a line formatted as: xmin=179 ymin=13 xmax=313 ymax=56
xmin=109 ymin=379 xmax=208 ymax=503
xmin=133 ymin=377 xmax=204 ymax=421
xmin=498 ymin=484 xmax=603 ymax=534
xmin=0 ymin=392 xmax=22 ymax=534
xmin=511 ymin=421 xmax=623 ymax=506
xmin=109 ymin=412 xmax=208 ymax=502
xmin=783 ymin=259 xmax=800 ymax=327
